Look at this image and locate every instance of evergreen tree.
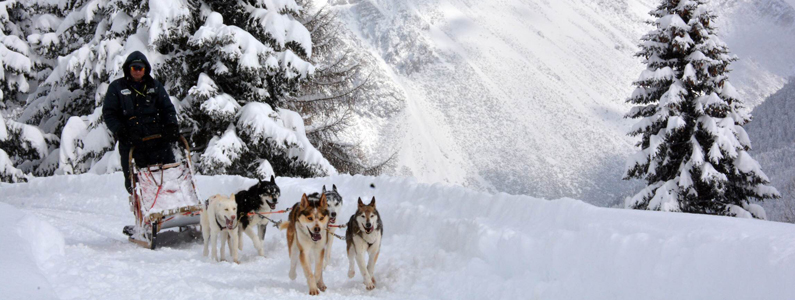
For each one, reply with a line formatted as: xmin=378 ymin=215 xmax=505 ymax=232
xmin=5 ymin=0 xmax=333 ymax=179
xmin=286 ymin=0 xmax=396 ymax=175
xmin=0 ymin=0 xmax=33 ymax=109
xmin=0 ymin=113 xmax=26 ymax=182
xmin=157 ymin=0 xmax=333 ymax=179
xmin=624 ymin=0 xmax=779 ymax=218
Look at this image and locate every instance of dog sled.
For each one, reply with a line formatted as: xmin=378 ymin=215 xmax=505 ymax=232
xmin=126 ymin=135 xmax=202 ymax=249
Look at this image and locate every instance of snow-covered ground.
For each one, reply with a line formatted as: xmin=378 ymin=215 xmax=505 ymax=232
xmin=2 ymin=173 xmax=794 ymax=299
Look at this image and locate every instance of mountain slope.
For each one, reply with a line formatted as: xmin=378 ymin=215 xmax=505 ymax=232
xmin=1 ymin=174 xmax=794 ymax=299
xmin=746 ymin=78 xmax=795 ymax=222
xmin=330 ymin=0 xmax=656 ymax=205
xmin=326 ymin=0 xmax=795 ymax=205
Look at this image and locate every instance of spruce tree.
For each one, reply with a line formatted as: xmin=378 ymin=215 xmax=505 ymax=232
xmin=0 ymin=113 xmax=26 ymax=182
xmin=624 ymin=0 xmax=779 ymax=218
xmin=158 ymin=0 xmax=332 ymax=179
xmin=6 ymin=0 xmax=332 ymax=179
xmin=0 ymin=0 xmax=33 ymax=109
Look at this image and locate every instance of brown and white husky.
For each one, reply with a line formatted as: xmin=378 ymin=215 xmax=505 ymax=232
xmin=279 ymin=193 xmax=330 ymax=295
xmin=346 ymin=197 xmax=383 ymax=290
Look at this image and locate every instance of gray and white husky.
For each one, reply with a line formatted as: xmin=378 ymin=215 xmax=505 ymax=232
xmin=346 ymin=197 xmax=382 ymax=290
xmin=308 ymin=185 xmax=343 ymax=268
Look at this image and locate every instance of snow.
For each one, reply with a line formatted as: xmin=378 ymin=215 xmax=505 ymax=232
xmin=146 ymin=0 xmax=192 ymax=45
xmin=0 ymin=113 xmax=7 ymax=141
xmin=190 ymin=12 xmax=274 ymax=71
xmin=248 ymin=5 xmax=313 ymax=57
xmin=0 ymin=35 xmax=32 ymax=75
xmin=658 ymin=14 xmax=689 ymax=30
xmin=237 ymin=103 xmax=336 ymax=175
xmin=200 ymin=93 xmax=240 ymax=120
xmin=87 ymin=143 xmax=121 ymax=174
xmin=2 ymin=173 xmax=794 ymax=299
xmin=200 ymin=125 xmax=245 ymax=173
xmin=58 ymin=116 xmax=88 ymax=174
xmin=189 ymin=73 xmax=218 ymax=99
xmin=0 ymin=201 xmax=62 ymax=299
xmin=54 ymin=0 xmax=103 ymax=36
xmin=0 ymin=148 xmax=25 ymax=181
xmin=6 ymin=120 xmax=49 ymax=159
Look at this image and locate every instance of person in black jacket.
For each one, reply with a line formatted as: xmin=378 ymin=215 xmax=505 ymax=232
xmin=103 ymin=51 xmax=180 ymax=194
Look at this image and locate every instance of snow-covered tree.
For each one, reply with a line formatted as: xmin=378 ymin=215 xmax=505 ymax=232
xmin=2 ymin=0 xmax=337 ymax=180
xmin=158 ymin=1 xmax=333 ymax=179
xmin=0 ymin=111 xmax=56 ymax=177
xmin=14 ymin=0 xmax=142 ymax=175
xmin=0 ymin=113 xmax=26 ymax=182
xmin=0 ymin=0 xmax=33 ymax=109
xmin=285 ymin=0 xmax=396 ymax=175
xmin=624 ymin=0 xmax=779 ymax=218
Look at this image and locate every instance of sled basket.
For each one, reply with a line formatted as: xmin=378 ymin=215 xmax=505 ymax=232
xmin=128 ymin=135 xmax=202 ymax=249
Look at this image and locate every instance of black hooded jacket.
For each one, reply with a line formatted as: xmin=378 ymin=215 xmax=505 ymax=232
xmin=102 ymin=51 xmax=177 ymax=147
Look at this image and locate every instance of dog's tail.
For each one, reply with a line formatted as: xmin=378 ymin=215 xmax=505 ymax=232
xmin=278 ymin=220 xmax=290 ymax=231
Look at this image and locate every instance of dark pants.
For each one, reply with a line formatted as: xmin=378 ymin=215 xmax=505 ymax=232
xmin=120 ymin=143 xmax=176 ymax=194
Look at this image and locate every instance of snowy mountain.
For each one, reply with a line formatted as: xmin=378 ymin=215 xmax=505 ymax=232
xmin=324 ymin=0 xmax=795 ymax=206
xmin=746 ymin=78 xmax=795 ymax=222
xmin=2 ymin=173 xmax=794 ymax=299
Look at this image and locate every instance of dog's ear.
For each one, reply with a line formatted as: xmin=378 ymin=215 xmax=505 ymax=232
xmin=319 ymin=193 xmax=328 ymax=209
xmin=230 ymin=194 xmax=235 ymax=201
xmin=322 ymin=185 xmax=326 ymax=194
xmin=358 ymin=197 xmax=364 ymax=207
xmin=270 ymin=175 xmax=275 ymax=183
xmin=300 ymin=193 xmax=310 ymax=209
xmin=333 ymin=184 xmax=337 ymax=192
xmin=369 ymin=196 xmax=376 ymax=208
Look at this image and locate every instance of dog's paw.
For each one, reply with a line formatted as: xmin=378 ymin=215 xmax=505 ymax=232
xmin=258 ymin=249 xmax=265 ymax=256
xmin=289 ymin=270 xmax=297 ymax=280
xmin=348 ymin=269 xmax=355 ymax=278
xmin=372 ymin=277 xmax=377 ymax=284
xmin=317 ymin=281 xmax=327 ymax=292
xmin=309 ymin=287 xmax=320 ymax=296
xmin=365 ymin=279 xmax=376 ymax=290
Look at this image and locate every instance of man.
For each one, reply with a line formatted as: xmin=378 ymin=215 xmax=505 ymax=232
xmin=103 ymin=51 xmax=180 ymax=195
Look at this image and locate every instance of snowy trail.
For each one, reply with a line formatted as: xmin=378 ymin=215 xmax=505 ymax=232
xmin=2 ymin=173 xmax=795 ymax=299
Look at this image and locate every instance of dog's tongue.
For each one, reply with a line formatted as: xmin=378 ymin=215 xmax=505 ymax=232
xmin=365 ymin=226 xmax=373 ymax=234
xmin=311 ymin=232 xmax=322 ymax=241
xmin=268 ymin=203 xmax=276 ymax=210
xmin=329 ymin=217 xmax=336 ymax=224
xmin=226 ymin=217 xmax=234 ymax=229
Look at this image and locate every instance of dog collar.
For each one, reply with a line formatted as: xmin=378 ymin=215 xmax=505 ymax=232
xmin=216 ymin=218 xmax=237 ymax=230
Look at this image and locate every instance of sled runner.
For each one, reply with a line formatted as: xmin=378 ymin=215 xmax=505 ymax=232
xmin=126 ymin=135 xmax=202 ymax=249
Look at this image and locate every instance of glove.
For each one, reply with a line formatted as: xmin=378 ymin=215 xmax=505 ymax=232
xmin=163 ymin=124 xmax=180 ymax=142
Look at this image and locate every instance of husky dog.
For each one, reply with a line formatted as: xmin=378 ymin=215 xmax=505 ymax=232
xmin=279 ymin=193 xmax=330 ymax=295
xmin=235 ymin=175 xmax=281 ymax=256
xmin=307 ymin=185 xmax=343 ymax=268
xmin=346 ymin=197 xmax=383 ymax=290
xmin=201 ymin=194 xmax=239 ymax=263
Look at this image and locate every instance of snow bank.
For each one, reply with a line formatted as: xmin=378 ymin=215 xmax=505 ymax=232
xmin=1 ymin=173 xmax=793 ymax=299
xmin=0 ymin=201 xmax=63 ymax=299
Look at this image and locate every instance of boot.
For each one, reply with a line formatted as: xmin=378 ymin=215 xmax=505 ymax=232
xmin=123 ymin=225 xmax=135 ymax=236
